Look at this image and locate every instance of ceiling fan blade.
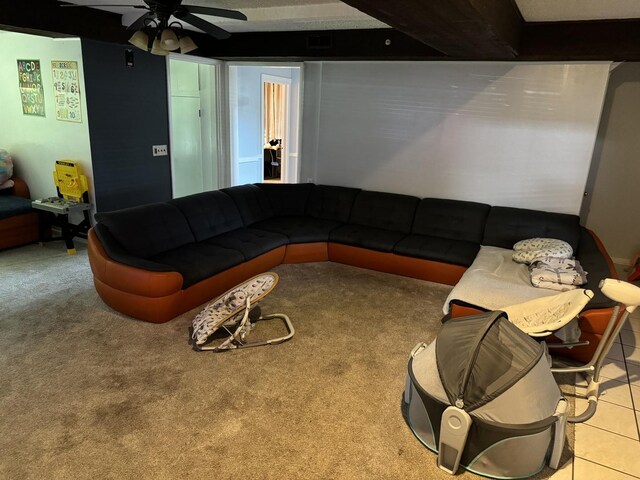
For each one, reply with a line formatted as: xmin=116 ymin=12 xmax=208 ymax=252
xmin=59 ymin=3 xmax=147 ymax=7
xmin=127 ymin=11 xmax=155 ymax=30
xmin=174 ymin=11 xmax=231 ymax=39
xmin=182 ymin=5 xmax=247 ymax=21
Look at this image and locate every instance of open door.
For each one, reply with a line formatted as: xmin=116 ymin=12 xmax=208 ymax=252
xmin=228 ymin=64 xmax=302 ymax=186
xmin=262 ymin=75 xmax=290 ymax=183
xmin=168 ymin=56 xmax=222 ymax=198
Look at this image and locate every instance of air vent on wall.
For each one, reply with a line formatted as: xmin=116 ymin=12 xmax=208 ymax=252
xmin=307 ymin=34 xmax=332 ymax=49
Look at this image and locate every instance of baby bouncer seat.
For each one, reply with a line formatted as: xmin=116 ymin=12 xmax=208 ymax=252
xmin=502 ymin=279 xmax=640 ymax=423
xmin=191 ymin=272 xmax=294 ymax=351
xmin=404 ymin=311 xmax=568 ymax=478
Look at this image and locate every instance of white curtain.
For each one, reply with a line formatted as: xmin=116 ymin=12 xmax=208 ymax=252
xmin=264 ymin=82 xmax=286 ymax=147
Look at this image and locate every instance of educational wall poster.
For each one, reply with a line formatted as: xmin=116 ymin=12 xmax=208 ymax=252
xmin=51 ymin=60 xmax=82 ymax=123
xmin=17 ymin=59 xmax=45 ymax=117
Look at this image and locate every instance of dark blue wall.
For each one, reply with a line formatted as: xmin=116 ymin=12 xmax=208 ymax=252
xmin=82 ymin=39 xmax=172 ymax=212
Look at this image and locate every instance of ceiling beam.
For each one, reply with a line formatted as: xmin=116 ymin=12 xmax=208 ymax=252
xmin=2 ymin=1 xmax=640 ymax=62
xmin=519 ymin=20 xmax=640 ymax=61
xmin=195 ymin=29 xmax=445 ymax=61
xmin=339 ymin=0 xmax=523 ymax=58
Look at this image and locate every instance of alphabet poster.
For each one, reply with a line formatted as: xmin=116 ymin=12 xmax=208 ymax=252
xmin=17 ymin=59 xmax=45 ymax=117
xmin=51 ymin=60 xmax=82 ymax=123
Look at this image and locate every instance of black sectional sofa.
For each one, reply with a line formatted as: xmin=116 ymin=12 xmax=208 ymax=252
xmin=88 ymin=182 xmax=616 ymax=361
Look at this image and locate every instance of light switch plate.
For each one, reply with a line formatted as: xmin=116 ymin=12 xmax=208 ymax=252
xmin=153 ymin=145 xmax=168 ymax=156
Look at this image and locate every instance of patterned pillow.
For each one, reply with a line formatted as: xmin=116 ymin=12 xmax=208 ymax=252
xmin=512 ymin=238 xmax=573 ymax=264
xmin=0 ymin=149 xmax=13 ymax=185
xmin=513 ymin=237 xmax=573 ymax=254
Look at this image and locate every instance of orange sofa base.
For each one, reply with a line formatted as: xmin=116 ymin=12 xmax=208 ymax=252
xmin=283 ymin=242 xmax=329 ymax=263
xmin=0 ymin=212 xmax=39 ymax=251
xmin=89 ymin=232 xmax=469 ymax=323
xmin=89 ymin=228 xmax=286 ymax=323
xmin=0 ymin=177 xmax=39 ymax=251
xmin=327 ymin=243 xmax=467 ymax=286
xmin=89 ymin=226 xmax=618 ymax=352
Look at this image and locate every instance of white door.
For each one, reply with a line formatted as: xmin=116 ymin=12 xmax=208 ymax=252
xmin=168 ymin=57 xmax=221 ymax=198
xmin=171 ymin=96 xmax=203 ymax=198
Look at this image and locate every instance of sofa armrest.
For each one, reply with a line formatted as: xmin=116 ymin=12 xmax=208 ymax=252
xmin=93 ymin=223 xmax=178 ymax=273
xmin=9 ymin=177 xmax=30 ymax=199
xmin=88 ymin=228 xmax=184 ymax=297
xmin=576 ymin=228 xmax=618 ymax=309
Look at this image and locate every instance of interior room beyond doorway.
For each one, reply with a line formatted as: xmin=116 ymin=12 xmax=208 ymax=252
xmin=263 ymin=80 xmax=287 ymax=183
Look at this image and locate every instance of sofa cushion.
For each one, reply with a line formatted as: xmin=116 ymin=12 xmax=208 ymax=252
xmin=330 ymin=224 xmax=407 ymax=253
xmin=0 ymin=196 xmax=34 ymax=220
xmin=412 ymin=198 xmax=490 ymax=244
xmin=170 ymin=191 xmax=243 ymax=242
xmin=256 ymin=183 xmax=315 ymax=217
xmin=203 ymin=227 xmax=288 ymax=261
xmin=150 ymin=243 xmax=245 ymax=288
xmin=576 ymin=228 xmax=616 ymax=309
xmin=252 ymin=215 xmax=342 ymax=243
xmin=221 ymin=184 xmax=273 ymax=226
xmin=96 ymin=203 xmax=195 ymax=259
xmin=349 ymin=190 xmax=419 ymax=234
xmin=305 ymin=185 xmax=361 ymax=223
xmin=394 ymin=235 xmax=480 ymax=267
xmin=482 ymin=206 xmax=581 ymax=252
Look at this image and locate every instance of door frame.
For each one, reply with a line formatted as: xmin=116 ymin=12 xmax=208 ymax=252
xmin=227 ymin=62 xmax=304 ymax=186
xmin=166 ymin=53 xmax=226 ymax=195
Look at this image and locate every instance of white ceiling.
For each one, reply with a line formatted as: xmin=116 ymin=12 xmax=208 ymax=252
xmin=515 ymin=0 xmax=640 ymax=22
xmin=63 ymin=1 xmax=389 ymax=32
xmin=61 ymin=0 xmax=640 ymax=33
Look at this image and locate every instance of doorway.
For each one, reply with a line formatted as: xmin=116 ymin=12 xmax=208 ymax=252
xmin=262 ymin=76 xmax=290 ymax=183
xmin=228 ymin=64 xmax=302 ymax=186
xmin=167 ymin=56 xmax=222 ymax=198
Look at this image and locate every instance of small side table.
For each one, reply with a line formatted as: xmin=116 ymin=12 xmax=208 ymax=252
xmin=32 ymin=197 xmax=91 ymax=254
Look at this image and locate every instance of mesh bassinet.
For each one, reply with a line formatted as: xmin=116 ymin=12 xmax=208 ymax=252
xmin=404 ymin=311 xmax=568 ymax=478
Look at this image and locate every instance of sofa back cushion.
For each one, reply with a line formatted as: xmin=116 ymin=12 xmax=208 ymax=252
xmin=349 ymin=190 xmax=420 ymax=233
xmin=482 ymin=206 xmax=581 ymax=252
xmin=256 ymin=183 xmax=314 ymax=216
xmin=170 ymin=191 xmax=243 ymax=242
xmin=221 ymin=184 xmax=274 ymax=226
xmin=412 ymin=198 xmax=491 ymax=243
xmin=96 ymin=203 xmax=195 ymax=259
xmin=305 ymin=185 xmax=361 ymax=223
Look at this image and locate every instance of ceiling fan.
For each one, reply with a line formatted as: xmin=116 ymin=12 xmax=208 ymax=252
xmin=60 ymin=1 xmax=247 ymax=54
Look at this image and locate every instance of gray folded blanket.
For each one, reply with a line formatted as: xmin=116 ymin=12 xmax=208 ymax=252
xmin=529 ymin=256 xmax=588 ymax=291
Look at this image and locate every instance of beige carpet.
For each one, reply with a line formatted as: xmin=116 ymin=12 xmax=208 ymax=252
xmin=0 ymin=242 xmax=573 ymax=479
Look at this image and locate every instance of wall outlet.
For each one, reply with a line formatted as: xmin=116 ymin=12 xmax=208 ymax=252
xmin=152 ymin=145 xmax=168 ymax=156
xmin=306 ymin=177 xmax=313 ymax=183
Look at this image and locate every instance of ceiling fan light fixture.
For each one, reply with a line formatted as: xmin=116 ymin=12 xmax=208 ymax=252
xmin=160 ymin=28 xmax=180 ymax=51
xmin=128 ymin=30 xmax=149 ymax=51
xmin=151 ymin=37 xmax=170 ymax=56
xmin=179 ymin=35 xmax=198 ymax=54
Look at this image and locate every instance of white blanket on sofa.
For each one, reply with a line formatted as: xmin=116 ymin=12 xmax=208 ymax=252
xmin=443 ymin=246 xmax=559 ymax=314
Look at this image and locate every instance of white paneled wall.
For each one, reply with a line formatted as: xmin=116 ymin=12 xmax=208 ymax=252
xmin=302 ymin=62 xmax=611 ymax=214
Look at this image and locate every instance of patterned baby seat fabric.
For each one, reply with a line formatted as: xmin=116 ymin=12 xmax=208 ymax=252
xmin=192 ymin=273 xmax=279 ymax=346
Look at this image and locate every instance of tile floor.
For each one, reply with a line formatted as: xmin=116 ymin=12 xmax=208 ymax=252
xmin=551 ymin=268 xmax=640 ymax=479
